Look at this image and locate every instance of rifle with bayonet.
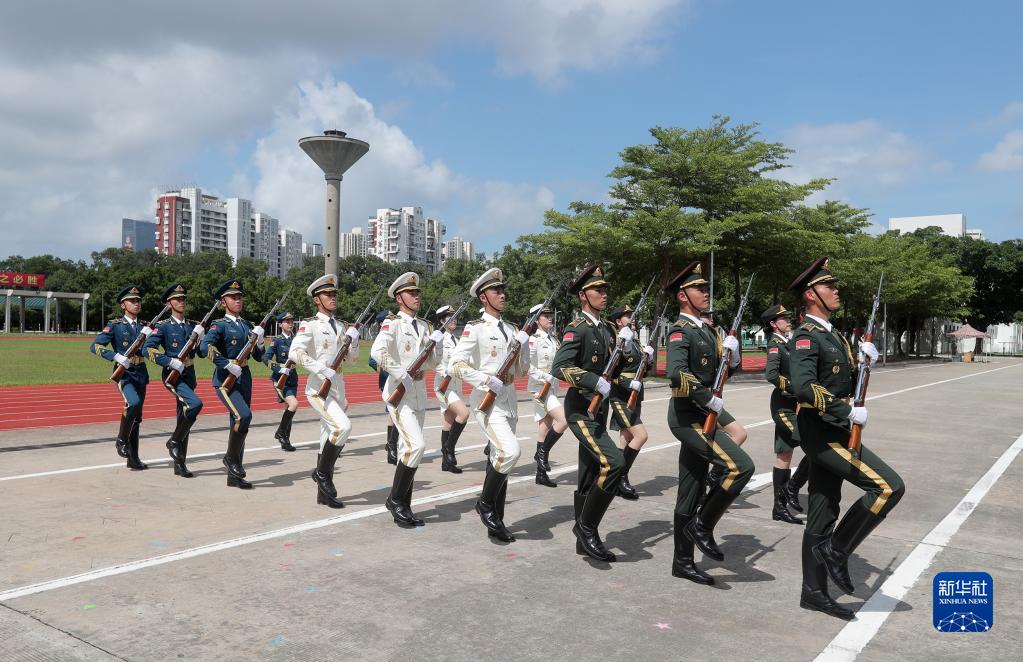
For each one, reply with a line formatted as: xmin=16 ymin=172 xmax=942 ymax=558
xmin=701 ymin=273 xmax=755 ymax=435
xmin=848 ymin=272 xmax=884 ymax=458
xmin=586 ymin=275 xmax=657 ymax=418
xmin=387 ymin=296 xmax=473 ymax=407
xmin=222 ymin=288 xmax=291 ymax=391
xmin=315 ymin=286 xmax=385 ymax=398
xmin=627 ymin=303 xmax=670 ymax=410
xmin=166 ymin=300 xmax=220 ymax=386
xmin=111 ymin=304 xmax=171 ymax=382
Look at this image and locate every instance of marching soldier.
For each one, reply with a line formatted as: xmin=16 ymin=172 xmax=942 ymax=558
xmin=144 ymin=283 xmax=206 ymax=477
xmin=264 ymin=312 xmax=299 ymax=452
xmin=198 ymin=279 xmax=266 ymax=489
xmin=449 ymin=268 xmax=530 ymax=542
xmin=289 ymin=274 xmax=361 ymax=508
xmin=551 ymin=264 xmax=627 ymax=562
xmin=788 ymin=257 xmax=905 ymax=619
xmin=607 ymin=304 xmax=654 ymax=500
xmin=665 ymin=261 xmax=754 ymax=585
xmin=527 ymin=303 xmax=566 ymax=488
xmin=762 ymin=304 xmax=808 ymax=525
xmin=699 ymin=307 xmax=746 ymax=502
xmin=371 ymin=272 xmax=444 ymax=527
xmin=90 ymin=284 xmax=151 ymax=470
xmin=434 ymin=304 xmax=469 ymax=474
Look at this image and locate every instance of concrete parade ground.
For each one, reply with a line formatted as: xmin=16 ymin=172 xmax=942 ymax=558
xmin=1 ymin=360 xmax=1020 ymax=661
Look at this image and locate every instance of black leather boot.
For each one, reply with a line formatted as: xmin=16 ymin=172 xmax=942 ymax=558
xmin=785 ymin=456 xmax=809 ymax=513
xmin=313 ymin=443 xmax=345 ymax=508
xmin=386 ymin=426 xmax=398 ymax=465
xmin=475 ymin=464 xmax=512 ymax=541
xmin=441 ymin=430 xmax=462 ymax=474
xmin=813 ymin=500 xmax=884 ymax=595
xmin=617 ymin=445 xmax=640 ymax=500
xmin=488 ymin=478 xmax=514 ymax=542
xmin=403 ymin=467 xmax=425 ymax=526
xmin=801 ymin=533 xmax=855 ymax=620
xmin=534 ymin=428 xmax=562 ymax=472
xmin=672 ymin=514 xmax=715 ymax=585
xmin=699 ymin=464 xmax=726 ymax=507
xmin=573 ymin=490 xmax=586 ymax=555
xmin=275 ymin=409 xmax=297 ymax=451
xmin=126 ymin=419 xmax=148 ymax=470
xmin=772 ymin=468 xmax=803 ymax=524
xmin=223 ymin=430 xmax=252 ymax=489
xmin=167 ymin=416 xmax=193 ymax=477
xmin=573 ymin=485 xmax=617 ymax=562
xmin=534 ymin=442 xmax=557 ymax=487
xmin=684 ymin=484 xmax=735 ymax=561
xmin=115 ymin=414 xmax=130 ymax=458
xmin=443 ymin=420 xmax=466 ymax=473
xmin=386 ymin=463 xmax=423 ymax=527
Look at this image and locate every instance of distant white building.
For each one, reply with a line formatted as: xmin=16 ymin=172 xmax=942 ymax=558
xmin=253 ymin=213 xmax=281 ymax=276
xmin=340 ymin=226 xmax=367 ymax=258
xmin=367 ymin=207 xmax=445 ymax=272
xmin=441 ymin=236 xmax=475 ymax=264
xmin=888 ymin=213 xmax=966 ymax=237
xmin=279 ymin=228 xmax=304 ymax=276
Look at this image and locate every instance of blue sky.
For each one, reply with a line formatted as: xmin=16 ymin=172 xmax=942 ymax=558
xmin=2 ymin=1 xmax=1021 ymax=259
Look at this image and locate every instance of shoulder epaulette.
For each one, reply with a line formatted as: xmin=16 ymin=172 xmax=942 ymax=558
xmin=567 ymin=317 xmax=585 ymax=328
xmin=799 ymin=322 xmax=817 ymax=331
xmin=303 ymin=316 xmax=316 ymax=322
xmin=107 ymin=318 xmax=122 ymax=325
xmin=676 ymin=318 xmax=694 ymax=329
xmin=157 ymin=319 xmax=170 ymax=326
xmin=466 ymin=317 xmax=484 ymax=325
xmin=385 ymin=313 xmax=399 ymax=320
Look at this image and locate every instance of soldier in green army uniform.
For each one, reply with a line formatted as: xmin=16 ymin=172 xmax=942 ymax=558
xmin=788 ymin=256 xmax=905 ymax=620
xmin=665 ymin=261 xmax=754 ymax=585
xmin=606 ymin=304 xmax=655 ymax=500
xmin=762 ymin=304 xmax=808 ymax=525
xmin=551 ymin=264 xmax=627 ymax=563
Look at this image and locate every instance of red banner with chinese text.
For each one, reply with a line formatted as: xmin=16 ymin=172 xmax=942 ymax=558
xmin=0 ymin=272 xmax=46 ymax=288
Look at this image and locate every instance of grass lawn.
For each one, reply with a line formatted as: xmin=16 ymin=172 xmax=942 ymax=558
xmin=0 ymin=335 xmax=376 ymax=386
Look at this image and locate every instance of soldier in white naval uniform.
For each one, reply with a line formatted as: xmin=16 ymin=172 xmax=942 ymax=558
xmin=433 ymin=305 xmax=470 ymax=474
xmin=449 ymin=268 xmax=530 ymax=542
xmin=288 ymin=274 xmax=361 ymax=508
xmin=527 ymin=303 xmax=567 ymax=488
xmin=371 ymin=272 xmax=444 ymax=527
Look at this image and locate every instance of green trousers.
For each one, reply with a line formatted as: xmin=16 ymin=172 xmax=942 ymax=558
xmin=668 ymin=401 xmax=754 ymax=516
xmin=797 ymin=411 xmax=906 ymax=535
xmin=771 ymin=390 xmax=800 ymax=454
xmin=566 ymin=402 xmax=625 ymax=494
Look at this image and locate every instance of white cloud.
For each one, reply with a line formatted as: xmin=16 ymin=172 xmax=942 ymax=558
xmin=976 ymin=130 xmax=1023 ymax=172
xmin=977 ymin=100 xmax=1023 ymax=128
xmin=781 ymin=120 xmax=932 ymax=199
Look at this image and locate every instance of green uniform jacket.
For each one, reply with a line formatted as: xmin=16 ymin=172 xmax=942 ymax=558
xmin=551 ymin=313 xmax=619 ymax=420
xmin=788 ymin=317 xmax=855 ymax=427
xmin=666 ymin=315 xmax=721 ymax=409
xmin=764 ymin=332 xmax=795 ymax=397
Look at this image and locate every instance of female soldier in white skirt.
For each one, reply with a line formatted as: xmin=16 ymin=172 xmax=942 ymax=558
xmin=434 ymin=305 xmax=470 ymax=473
xmin=527 ymin=303 xmax=566 ymax=487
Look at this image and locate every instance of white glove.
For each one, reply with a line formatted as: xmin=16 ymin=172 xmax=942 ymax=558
xmin=113 ymin=352 xmax=131 ymax=369
xmin=400 ymin=372 xmax=415 ymax=391
xmin=252 ymin=325 xmax=265 ymax=342
xmin=191 ymin=324 xmax=205 ymax=339
xmin=643 ymin=345 xmax=656 ymax=360
xmin=515 ymin=329 xmax=530 ymax=346
xmin=541 ymin=372 xmax=554 ymax=384
xmin=723 ymin=335 xmax=739 ymax=354
xmin=318 ymin=367 xmax=337 ymax=382
xmin=429 ymin=329 xmax=444 ymax=343
xmin=595 ymin=377 xmax=611 ymax=397
xmin=140 ymin=325 xmax=153 ymax=337
xmin=168 ymin=358 xmax=185 ymax=373
xmin=487 ymin=375 xmax=505 ymax=393
xmin=225 ymin=362 xmax=243 ymax=378
xmin=707 ymin=396 xmax=724 ymax=413
xmin=859 ymin=341 xmax=879 ymax=365
xmin=619 ymin=326 xmax=635 ymax=343
xmin=849 ymin=406 xmax=868 ymax=427
xmin=629 ymin=379 xmax=642 ymax=392
xmin=345 ymin=326 xmax=360 ymax=342
xmin=278 ymin=366 xmax=291 ymax=376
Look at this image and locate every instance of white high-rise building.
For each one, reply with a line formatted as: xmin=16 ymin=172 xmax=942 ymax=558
xmin=225 ymin=198 xmax=255 ymax=263
xmin=340 ymin=226 xmax=367 ymax=258
xmin=888 ymin=213 xmax=966 ymax=237
xmin=367 ymin=207 xmax=445 ymax=272
xmin=441 ymin=236 xmax=475 ymax=264
xmin=253 ymin=213 xmax=281 ymax=276
xmin=279 ymin=228 xmax=304 ymax=276
xmin=303 ymin=242 xmax=324 ymax=258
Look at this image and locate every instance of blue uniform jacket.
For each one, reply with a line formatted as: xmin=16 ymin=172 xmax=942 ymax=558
xmin=90 ymin=317 xmax=150 ymax=384
xmin=264 ymin=334 xmax=297 ymax=388
xmin=144 ymin=317 xmax=199 ymax=383
xmin=198 ymin=316 xmax=265 ymax=387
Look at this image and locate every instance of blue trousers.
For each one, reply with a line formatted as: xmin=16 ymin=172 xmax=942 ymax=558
xmin=215 ymin=374 xmax=252 ymax=434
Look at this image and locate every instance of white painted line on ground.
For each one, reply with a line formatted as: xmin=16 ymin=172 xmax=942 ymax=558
xmin=815 ymin=429 xmax=1023 ymax=662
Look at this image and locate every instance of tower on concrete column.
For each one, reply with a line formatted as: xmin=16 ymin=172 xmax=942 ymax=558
xmin=298 ymin=130 xmax=369 ymax=276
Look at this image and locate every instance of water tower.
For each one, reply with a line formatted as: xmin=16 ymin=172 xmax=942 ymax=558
xmin=298 ymin=130 xmax=369 ymax=276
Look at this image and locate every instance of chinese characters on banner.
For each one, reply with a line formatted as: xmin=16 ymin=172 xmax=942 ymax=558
xmin=0 ymin=271 xmax=46 ymax=288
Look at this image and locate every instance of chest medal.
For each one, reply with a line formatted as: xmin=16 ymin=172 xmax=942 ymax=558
xmin=701 ymin=356 xmax=709 ymax=366
xmin=833 ymin=364 xmax=841 ymax=374
xmin=406 ymin=342 xmax=412 ymax=352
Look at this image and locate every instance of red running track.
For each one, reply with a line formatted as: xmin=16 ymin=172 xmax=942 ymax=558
xmin=0 ymin=358 xmax=766 ymax=431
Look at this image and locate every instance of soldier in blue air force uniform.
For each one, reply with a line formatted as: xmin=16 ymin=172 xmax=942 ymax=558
xmin=90 ymin=285 xmax=151 ymax=470
xmin=264 ymin=311 xmax=299 ymax=452
xmin=144 ymin=283 xmax=207 ymax=477
xmin=198 ymin=279 xmax=266 ymax=489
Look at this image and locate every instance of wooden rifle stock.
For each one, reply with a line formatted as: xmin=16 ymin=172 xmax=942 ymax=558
xmin=701 ymin=328 xmax=736 ymax=435
xmin=536 ymin=379 xmax=552 ymax=402
xmin=437 ymin=374 xmax=452 ymax=394
xmin=848 ymin=272 xmax=883 ymax=457
xmin=110 ymin=305 xmax=170 ymax=382
xmin=274 ymin=359 xmax=296 ymax=390
xmin=166 ymin=301 xmax=219 ymax=386
xmin=386 ymin=338 xmax=439 ymax=408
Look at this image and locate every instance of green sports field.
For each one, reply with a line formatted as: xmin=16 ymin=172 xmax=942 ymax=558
xmin=0 ymin=335 xmax=376 ymax=386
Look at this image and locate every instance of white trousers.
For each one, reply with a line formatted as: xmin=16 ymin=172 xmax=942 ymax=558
xmin=305 ymin=386 xmax=352 ymax=452
xmin=470 ymin=389 xmax=520 ymax=475
xmin=387 ymin=401 xmax=427 ymax=468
